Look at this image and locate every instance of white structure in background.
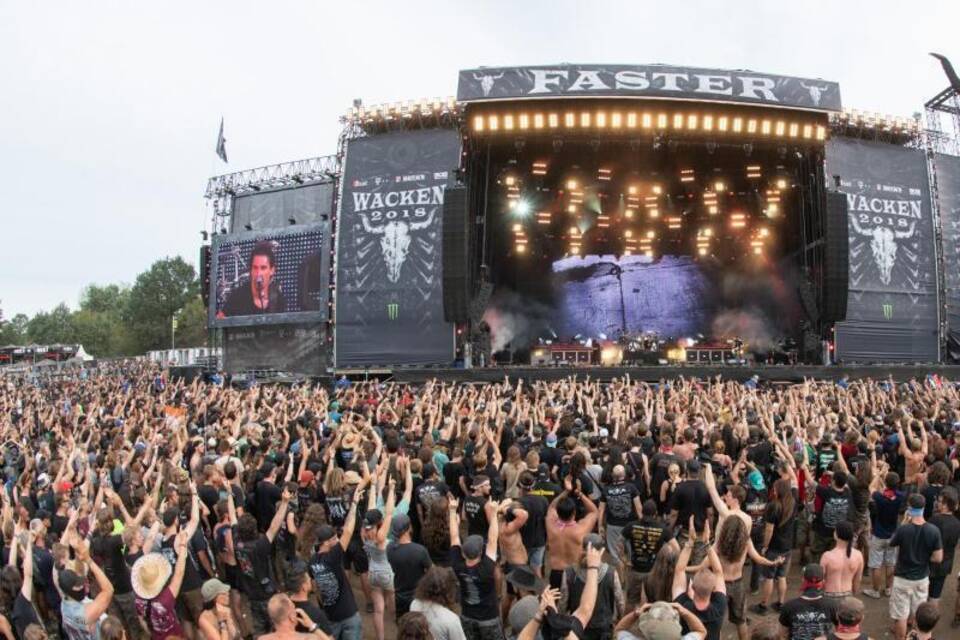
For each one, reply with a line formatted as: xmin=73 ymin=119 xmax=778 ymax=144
xmin=147 ymin=347 xmax=221 ymax=367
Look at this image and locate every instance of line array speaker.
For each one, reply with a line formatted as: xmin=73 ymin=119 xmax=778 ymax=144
xmin=822 ymin=191 xmax=849 ymax=323
xmin=442 ymin=186 xmax=471 ymax=322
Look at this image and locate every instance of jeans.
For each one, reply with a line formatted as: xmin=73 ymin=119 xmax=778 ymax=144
xmin=329 ymin=612 xmax=363 ymax=640
xmin=460 ymin=616 xmax=506 ymax=640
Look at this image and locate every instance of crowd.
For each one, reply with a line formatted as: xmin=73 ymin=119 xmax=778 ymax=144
xmin=0 ymin=363 xmax=958 ymax=640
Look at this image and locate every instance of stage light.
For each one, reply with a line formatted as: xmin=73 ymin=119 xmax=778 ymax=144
xmin=624 ymin=229 xmax=633 ymax=238
xmin=641 ymin=113 xmax=652 ymax=129
xmin=759 ymin=227 xmax=769 ymax=237
xmin=564 ymin=112 xmax=575 ymax=128
xmin=688 ymin=114 xmax=699 ymax=130
xmin=518 ymin=114 xmax=529 ymax=130
xmin=598 ymin=168 xmax=612 ymax=181
xmin=776 ymin=178 xmax=787 ymax=189
xmin=516 ymin=243 xmax=526 ymax=254
xmin=473 ymin=116 xmax=484 ymax=131
xmin=571 ymin=246 xmax=581 ymax=255
xmin=628 ymin=112 xmax=638 ymax=128
xmin=504 ymin=115 xmax=515 ymax=130
xmin=566 ymin=179 xmax=578 ymax=190
xmin=732 ymin=117 xmax=743 ymax=133
xmin=596 ymin=112 xmax=607 ymax=128
xmin=625 ymin=209 xmax=635 ymax=219
xmin=714 ymin=180 xmax=725 ymax=192
xmin=569 ymin=226 xmax=579 ymax=236
xmin=546 ymin=113 xmax=559 ymax=128
xmin=766 ymin=203 xmax=779 ymax=216
xmin=646 ymin=230 xmax=655 ymax=239
xmin=788 ymin=123 xmax=799 ymax=138
xmin=673 ymin=113 xmax=684 ymax=129
xmin=753 ymin=246 xmax=762 ymax=255
xmin=680 ymin=169 xmax=695 ymax=183
xmin=698 ymin=247 xmax=708 ymax=256
xmin=580 ymin=112 xmax=591 ymax=127
xmin=611 ymin=112 xmax=622 ymax=128
xmin=600 ymin=346 xmax=623 ymax=365
xmin=512 ymin=223 xmax=522 ymax=232
xmin=648 ymin=208 xmax=659 ymax=218
xmin=652 ymin=185 xmax=662 ymax=195
xmin=718 ymin=116 xmax=729 ymax=132
xmin=816 ymin=125 xmax=827 ymax=140
xmin=748 ymin=119 xmax=759 ymax=134
xmin=774 ymin=121 xmax=785 ymax=136
xmin=703 ymin=114 xmax=713 ymax=131
xmin=489 ymin=115 xmax=499 ymax=130
xmin=504 ymin=175 xmax=516 ymax=186
xmin=657 ymin=113 xmax=668 ymax=129
xmin=628 ymin=185 xmax=638 ymax=195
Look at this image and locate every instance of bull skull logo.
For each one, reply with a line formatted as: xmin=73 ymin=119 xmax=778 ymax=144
xmin=473 ymin=72 xmax=504 ymax=97
xmin=360 ymin=211 xmax=436 ymax=283
xmin=850 ymin=217 xmax=915 ymax=285
xmin=800 ymin=82 xmax=828 ymax=106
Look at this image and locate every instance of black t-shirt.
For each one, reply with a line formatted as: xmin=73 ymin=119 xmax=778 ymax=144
xmin=310 ymin=544 xmax=358 ymax=622
xmin=90 ymin=533 xmax=132 ymax=594
xmin=443 ymin=461 xmax=466 ymax=499
xmin=233 ymin=534 xmax=275 ymax=601
xmin=11 ymin=592 xmax=40 ymax=639
xmin=743 ymin=487 xmax=768 ymax=537
xmin=463 ymin=495 xmax=490 ymax=538
xmin=669 ymin=479 xmax=711 ymax=528
xmin=539 ymin=446 xmax=563 ymax=473
xmin=529 ymin=479 xmax=561 ymax=503
xmin=815 ymin=485 xmax=852 ymax=536
xmin=518 ymin=493 xmax=549 ymax=549
xmin=929 ymin=513 xmax=960 ymax=578
xmin=649 ymin=452 xmax=682 ymax=502
xmin=387 ymin=542 xmax=432 ymax=603
xmin=255 ymin=480 xmax=282 ymax=532
xmin=222 ymin=280 xmax=287 ymax=316
xmin=292 ymin=597 xmax=333 ymax=635
xmin=747 ymin=441 xmax=774 ymax=472
xmin=325 ymin=493 xmax=349 ymax=529
xmin=890 ymin=521 xmax=943 ymax=580
xmin=161 ymin=532 xmax=205 ymax=593
xmin=921 ymin=485 xmax=943 ymax=521
xmin=450 ymin=546 xmax=498 ymax=621
xmin=623 ymin=517 xmax=673 ymax=573
xmin=764 ymin=499 xmax=798 ymax=554
xmin=600 ymin=482 xmax=639 ymax=526
xmin=675 ymin=592 xmax=726 ymax=640
xmin=778 ymin=596 xmax=836 ymax=640
xmin=198 ymin=483 xmax=220 ymax=530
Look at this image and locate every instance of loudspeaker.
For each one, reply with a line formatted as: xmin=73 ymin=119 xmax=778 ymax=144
xmin=442 ymin=186 xmax=471 ymax=322
xmin=200 ymin=245 xmax=212 ymax=308
xmin=822 ymin=191 xmax=849 ymax=323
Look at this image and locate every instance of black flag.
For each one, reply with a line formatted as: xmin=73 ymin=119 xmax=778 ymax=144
xmin=215 ymin=118 xmax=228 ymax=163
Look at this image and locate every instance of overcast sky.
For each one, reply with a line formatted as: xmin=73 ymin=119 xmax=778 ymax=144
xmin=1 ymin=0 xmax=958 ymax=317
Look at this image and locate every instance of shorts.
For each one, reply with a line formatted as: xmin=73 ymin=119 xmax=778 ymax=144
xmin=760 ymin=550 xmax=791 ymax=580
xmin=889 ymin=576 xmax=928 ymax=621
xmin=928 ymin=574 xmax=947 ymax=600
xmin=868 ymin=534 xmax=898 ymax=569
xmin=178 ymin=587 xmax=204 ymax=623
xmin=344 ymin=537 xmax=369 ymax=574
xmin=369 ymin=568 xmax=395 ymax=591
xmin=528 ymin=546 xmax=545 ymax=570
xmin=725 ymin=577 xmax=746 ymax=624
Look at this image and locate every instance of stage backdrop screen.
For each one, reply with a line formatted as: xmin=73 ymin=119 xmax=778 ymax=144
xmin=223 ymin=323 xmax=327 ymax=375
xmin=335 ymin=129 xmax=457 ymax=366
xmin=937 ymin=153 xmax=960 ymax=360
xmin=826 ymin=138 xmax=938 ymax=362
xmin=231 ymin=182 xmax=335 ymax=233
xmin=209 ymin=224 xmax=329 ymax=329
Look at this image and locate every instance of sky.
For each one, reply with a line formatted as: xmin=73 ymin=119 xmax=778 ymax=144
xmin=1 ymin=0 xmax=958 ymax=317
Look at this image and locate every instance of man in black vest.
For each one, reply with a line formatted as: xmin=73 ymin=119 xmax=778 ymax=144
xmin=559 ymin=534 xmax=624 ymax=640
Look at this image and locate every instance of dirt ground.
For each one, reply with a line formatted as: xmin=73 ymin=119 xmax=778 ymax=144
xmin=347 ymin=556 xmax=960 ymax=640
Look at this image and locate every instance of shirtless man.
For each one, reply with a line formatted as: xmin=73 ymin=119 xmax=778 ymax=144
xmin=711 ymin=511 xmax=782 ymax=640
xmin=546 ymin=479 xmax=599 ymax=590
xmin=820 ymin=521 xmax=863 ymax=607
xmin=497 ymin=499 xmax=529 ymax=620
xmin=704 ymin=463 xmax=752 ymax=533
xmin=897 ymin=421 xmax=927 ymax=493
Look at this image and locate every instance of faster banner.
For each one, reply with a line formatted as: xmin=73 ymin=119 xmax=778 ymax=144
xmin=335 ymin=129 xmax=458 ymax=366
xmin=826 ymin=138 xmax=938 ymax=362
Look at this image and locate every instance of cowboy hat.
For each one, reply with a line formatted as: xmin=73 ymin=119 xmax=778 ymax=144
xmin=131 ymin=552 xmax=172 ymax=600
xmin=341 ymin=431 xmax=361 ymax=449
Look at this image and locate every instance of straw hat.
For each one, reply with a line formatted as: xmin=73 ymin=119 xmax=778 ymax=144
xmin=131 ymin=552 xmax=172 ymax=600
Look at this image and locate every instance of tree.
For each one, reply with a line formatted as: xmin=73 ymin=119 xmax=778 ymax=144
xmin=0 ymin=313 xmax=28 ymax=346
xmin=127 ymin=257 xmax=199 ymax=352
xmin=175 ymin=296 xmax=209 ymax=348
xmin=79 ymin=284 xmax=131 ymax=318
xmin=26 ymin=303 xmax=75 ymax=345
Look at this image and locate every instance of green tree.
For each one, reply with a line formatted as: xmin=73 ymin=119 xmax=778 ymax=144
xmin=127 ymin=257 xmax=199 ymax=352
xmin=79 ymin=284 xmax=131 ymax=318
xmin=0 ymin=313 xmax=29 ymax=346
xmin=27 ymin=303 xmax=75 ymax=344
xmin=175 ymin=296 xmax=209 ymax=348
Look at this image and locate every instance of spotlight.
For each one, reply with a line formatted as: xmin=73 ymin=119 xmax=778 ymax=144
xmin=566 ymin=179 xmax=578 ymax=190
xmin=776 ymin=178 xmax=788 ymax=189
xmin=288 ymin=217 xmax=297 ymax=226
xmin=244 ymin=223 xmax=253 ymax=231
xmin=513 ymin=200 xmax=532 ymax=217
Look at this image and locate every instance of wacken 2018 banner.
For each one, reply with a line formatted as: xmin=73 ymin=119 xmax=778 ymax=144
xmin=335 ymin=129 xmax=457 ymax=366
xmin=457 ymin=64 xmax=841 ymax=111
xmin=936 ymin=154 xmax=960 ymax=360
xmin=826 ymin=138 xmax=938 ymax=362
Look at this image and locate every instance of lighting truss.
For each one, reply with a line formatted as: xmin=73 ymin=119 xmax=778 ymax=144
xmin=829 ymin=108 xmax=922 ymax=145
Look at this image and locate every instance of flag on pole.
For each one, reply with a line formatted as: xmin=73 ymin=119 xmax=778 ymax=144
xmin=215 ymin=117 xmax=228 ymax=163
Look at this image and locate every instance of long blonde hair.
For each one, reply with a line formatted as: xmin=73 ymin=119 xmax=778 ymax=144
xmin=324 ymin=467 xmax=345 ymax=495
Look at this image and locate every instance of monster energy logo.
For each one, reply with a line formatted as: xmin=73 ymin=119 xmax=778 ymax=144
xmin=387 ymin=303 xmax=399 ymax=320
xmin=882 ymin=303 xmax=893 ymax=319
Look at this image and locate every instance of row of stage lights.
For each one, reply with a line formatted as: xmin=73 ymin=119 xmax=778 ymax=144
xmin=472 ymin=110 xmax=827 ymax=141
xmin=345 ymin=97 xmax=459 ymax=122
xmin=831 ymin=108 xmax=921 ymax=132
xmin=507 ymin=171 xmax=784 ymax=258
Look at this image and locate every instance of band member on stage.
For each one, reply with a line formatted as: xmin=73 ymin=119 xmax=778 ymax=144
xmin=219 ymin=241 xmax=288 ymax=317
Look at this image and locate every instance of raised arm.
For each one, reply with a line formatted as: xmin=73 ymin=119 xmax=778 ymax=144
xmin=448 ymin=497 xmax=461 ymax=548
xmin=338 ymin=490 xmax=361 ymax=550
xmin=572 ymin=544 xmax=603 ymax=628
xmin=168 ymin=530 xmax=190 ymax=599
xmin=703 ymin=463 xmax=729 ymax=519
xmin=671 ymin=518 xmax=696 ymax=599
xmin=484 ymin=499 xmax=500 ymax=561
xmin=265 ymin=488 xmax=291 ymax=543
xmin=76 ymin=542 xmax=114 ymax=624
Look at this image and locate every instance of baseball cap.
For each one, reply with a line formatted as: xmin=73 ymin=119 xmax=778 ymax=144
xmin=803 ymin=563 xmax=824 ymax=582
xmin=508 ymin=596 xmax=540 ymax=633
xmin=461 ymin=534 xmax=485 ymax=560
xmin=390 ymin=513 xmax=411 ymax=538
xmin=298 ymin=470 xmax=315 ymax=487
xmin=59 ymin=569 xmax=86 ymax=600
xmin=545 ymin=433 xmax=558 ymax=447
xmin=363 ymin=510 xmax=383 ymax=530
xmin=315 ymin=524 xmax=336 ymax=544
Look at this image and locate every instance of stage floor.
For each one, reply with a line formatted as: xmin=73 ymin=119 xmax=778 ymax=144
xmin=335 ymin=363 xmax=960 ymax=383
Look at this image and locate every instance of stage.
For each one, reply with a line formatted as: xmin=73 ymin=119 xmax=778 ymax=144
xmin=335 ymin=363 xmax=960 ymax=384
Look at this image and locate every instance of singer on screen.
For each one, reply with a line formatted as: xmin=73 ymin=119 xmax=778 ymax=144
xmin=219 ymin=241 xmax=288 ymax=316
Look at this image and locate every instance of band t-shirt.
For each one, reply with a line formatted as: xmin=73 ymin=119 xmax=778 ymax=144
xmin=623 ymin=517 xmax=673 ymax=573
xmin=233 ymin=534 xmax=274 ymax=601
xmin=463 ymin=495 xmax=490 ymax=538
xmin=778 ymin=596 xmax=836 ymax=640
xmin=601 ymin=482 xmax=640 ymax=526
xmin=450 ymin=546 xmax=498 ymax=621
xmin=310 ymin=544 xmax=358 ymax=622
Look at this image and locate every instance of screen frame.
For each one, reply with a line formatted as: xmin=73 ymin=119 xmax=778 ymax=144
xmin=207 ymin=222 xmax=329 ymax=329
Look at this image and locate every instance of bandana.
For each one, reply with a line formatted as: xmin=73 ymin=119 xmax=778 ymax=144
xmin=907 ymin=507 xmax=924 ymax=518
xmin=801 ymin=577 xmax=824 ymax=593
